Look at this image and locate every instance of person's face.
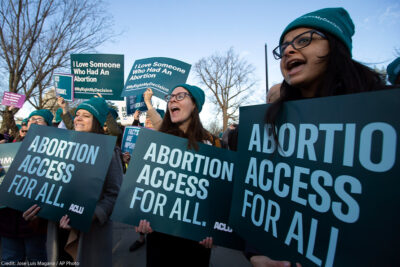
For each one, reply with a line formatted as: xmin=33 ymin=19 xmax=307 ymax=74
xmin=168 ymin=87 xmax=195 ymax=125
xmin=74 ymin=109 xmax=94 ymax=132
xmin=280 ymin=27 xmax=329 ymax=97
xmin=27 ymin=115 xmax=47 ymax=129
xmin=19 ymin=126 xmax=28 ymax=137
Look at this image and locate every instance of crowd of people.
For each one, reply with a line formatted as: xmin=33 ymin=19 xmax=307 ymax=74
xmin=0 ymin=6 xmax=399 ymax=267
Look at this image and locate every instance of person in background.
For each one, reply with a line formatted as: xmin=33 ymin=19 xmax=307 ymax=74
xmin=221 ymin=123 xmax=238 ymax=149
xmin=131 ymin=109 xmax=144 ymax=127
xmin=136 ymin=84 xmax=219 ymax=267
xmin=0 ymin=109 xmax=52 ymax=265
xmin=13 ymin=120 xmax=28 ymax=142
xmin=387 ymin=57 xmax=400 ymax=86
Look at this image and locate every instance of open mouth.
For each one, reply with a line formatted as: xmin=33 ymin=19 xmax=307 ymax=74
xmin=286 ymin=59 xmax=305 ymax=71
xmin=170 ymin=106 xmax=180 ymax=114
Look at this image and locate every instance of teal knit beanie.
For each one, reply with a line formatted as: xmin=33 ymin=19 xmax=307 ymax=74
xmin=387 ymin=57 xmax=400 ymax=85
xmin=76 ymin=97 xmax=109 ymax=126
xmin=280 ymin=7 xmax=355 ymax=54
xmin=169 ymin=84 xmax=205 ymax=112
xmin=21 ymin=118 xmax=28 ymax=126
xmin=28 ymin=109 xmax=54 ymax=126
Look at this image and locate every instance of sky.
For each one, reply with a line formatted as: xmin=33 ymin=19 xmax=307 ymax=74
xmin=12 ymin=0 xmax=400 ymax=125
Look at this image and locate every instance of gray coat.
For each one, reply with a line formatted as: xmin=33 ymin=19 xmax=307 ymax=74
xmin=47 ymin=148 xmax=123 ymax=266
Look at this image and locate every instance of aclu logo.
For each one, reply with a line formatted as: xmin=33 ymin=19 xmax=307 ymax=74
xmin=213 ymin=222 xmax=233 ymax=233
xmin=69 ymin=204 xmax=84 ymax=214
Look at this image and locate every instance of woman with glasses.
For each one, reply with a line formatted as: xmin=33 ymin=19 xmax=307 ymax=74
xmin=136 ymin=84 xmax=220 ymax=267
xmin=247 ymin=7 xmax=392 ymax=267
xmin=267 ymin=7 xmax=389 ymax=123
xmin=0 ymin=109 xmax=52 ymax=264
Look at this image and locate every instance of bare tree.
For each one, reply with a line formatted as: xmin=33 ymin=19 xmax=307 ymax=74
xmin=0 ymin=0 xmax=116 ymax=134
xmin=194 ymin=47 xmax=257 ymax=131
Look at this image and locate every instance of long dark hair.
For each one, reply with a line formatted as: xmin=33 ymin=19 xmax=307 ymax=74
xmin=91 ymin=118 xmax=105 ymax=134
xmin=266 ymin=30 xmax=390 ymax=143
xmin=159 ymin=101 xmax=210 ymax=150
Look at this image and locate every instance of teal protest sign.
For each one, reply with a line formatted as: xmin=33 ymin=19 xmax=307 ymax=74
xmin=126 ymin=95 xmax=146 ymax=115
xmin=0 ymin=125 xmax=117 ymax=231
xmin=229 ymin=89 xmax=400 ymax=266
xmin=112 ymin=129 xmax=244 ymax=250
xmin=71 ymin=54 xmax=124 ymax=100
xmin=0 ymin=143 xmax=21 ymax=208
xmin=54 ymin=73 xmax=74 ymax=101
xmin=121 ymin=57 xmax=191 ymax=99
xmin=121 ymin=126 xmax=142 ymax=154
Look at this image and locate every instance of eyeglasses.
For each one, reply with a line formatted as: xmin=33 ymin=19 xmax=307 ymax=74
xmin=29 ymin=117 xmax=45 ymax=123
xmin=21 ymin=130 xmax=28 ymax=133
xmin=272 ymin=30 xmax=327 ymax=59
xmin=164 ymin=92 xmax=192 ymax=102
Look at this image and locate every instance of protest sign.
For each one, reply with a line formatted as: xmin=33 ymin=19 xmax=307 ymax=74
xmin=0 ymin=143 xmax=21 ymax=208
xmin=54 ymin=73 xmax=74 ymax=101
xmin=121 ymin=57 xmax=191 ymax=99
xmin=112 ymin=129 xmax=244 ymax=250
xmin=71 ymin=54 xmax=124 ymax=100
xmin=1 ymin=92 xmax=26 ymax=108
xmin=229 ymin=89 xmax=400 ymax=266
xmin=126 ymin=95 xmax=147 ymax=115
xmin=0 ymin=125 xmax=117 ymax=231
xmin=121 ymin=126 xmax=142 ymax=154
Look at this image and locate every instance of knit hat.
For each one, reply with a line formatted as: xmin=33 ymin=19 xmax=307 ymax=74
xmin=76 ymin=97 xmax=109 ymax=126
xmin=54 ymin=108 xmax=63 ymax=123
xmin=387 ymin=57 xmax=400 ymax=85
xmin=108 ymin=107 xmax=119 ymax=119
xmin=28 ymin=109 xmax=54 ymax=126
xmin=280 ymin=7 xmax=355 ymax=54
xmin=169 ymin=84 xmax=205 ymax=112
xmin=21 ymin=118 xmax=28 ymax=126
